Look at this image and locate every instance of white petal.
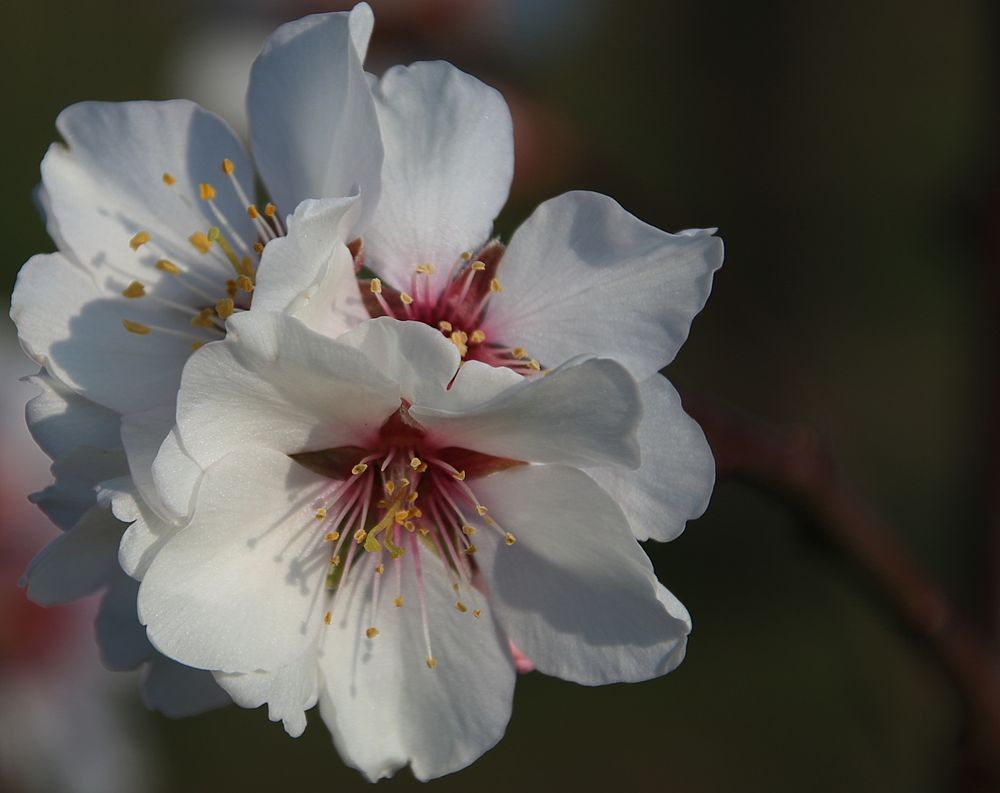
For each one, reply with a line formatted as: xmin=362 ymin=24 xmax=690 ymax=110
xmin=319 ymin=548 xmax=514 ymax=781
xmin=215 ymin=652 xmax=319 ymax=738
xmin=118 ymin=491 xmax=183 ymax=579
xmin=141 ymin=656 xmax=231 ymax=718
xmin=472 ymin=465 xmax=690 ymax=685
xmin=30 ymin=447 xmax=128 ymax=531
xmin=149 ymin=428 xmax=203 ymax=520
xmin=22 ymin=505 xmax=124 ymax=606
xmin=587 ymin=376 xmax=715 ymax=541
xmin=247 ymin=8 xmax=381 ymax=236
xmin=252 ymin=196 xmax=368 ymax=339
xmin=97 ymin=572 xmax=154 ymax=672
xmin=41 ymin=100 xmax=256 ymax=281
xmin=486 ymin=191 xmax=724 ymax=378
xmin=365 ymin=61 xmax=513 ymax=299
xmin=24 ymin=371 xmax=120 ymax=460
xmin=11 ymin=253 xmax=194 ymax=414
xmin=120 ymin=407 xmax=183 ymax=520
xmin=337 ymin=317 xmax=461 ymax=406
xmin=411 ymin=356 xmax=642 ymax=469
xmin=173 ymin=312 xmax=399 ymax=472
xmin=138 ymin=449 xmax=335 ymax=673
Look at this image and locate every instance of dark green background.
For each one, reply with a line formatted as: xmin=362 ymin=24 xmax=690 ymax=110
xmin=2 ymin=1 xmax=995 ymax=790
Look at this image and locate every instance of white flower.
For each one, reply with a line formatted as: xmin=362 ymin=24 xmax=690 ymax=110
xmin=10 ymin=5 xmax=379 ymax=418
xmin=134 ymin=314 xmax=691 ymax=780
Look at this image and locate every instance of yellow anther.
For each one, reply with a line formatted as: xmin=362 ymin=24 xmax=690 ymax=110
xmin=215 ymin=298 xmax=235 ymax=320
xmin=189 ymin=232 xmax=213 ymax=253
xmin=221 ymin=158 xmax=235 ymax=175
xmin=400 ymin=292 xmax=414 ymax=305
xmin=415 ymin=263 xmax=434 ymax=275
xmin=406 ymin=492 xmax=419 ymax=503
xmin=528 ymin=359 xmax=541 ymax=371
xmin=393 ymin=596 xmax=404 ymax=608
xmin=314 ymin=508 xmax=327 ymax=520
xmin=489 ymin=278 xmax=502 ymax=293
xmin=191 ymin=308 xmax=215 ymax=329
xmin=452 ymin=470 xmax=466 ymax=481
xmin=475 ymin=505 xmax=488 ymax=516
xmin=162 ymin=172 xmax=176 ymax=185
xmin=400 ymin=478 xmax=410 ymax=488
xmin=235 ymin=274 xmax=254 ymax=293
xmin=156 ymin=259 xmax=181 ymax=274
xmin=366 ymin=627 xmax=379 ymax=639
xmin=190 ymin=341 xmax=203 ymax=351
xmin=226 ymin=279 xmax=238 ymax=298
xmin=384 ymin=482 xmax=396 ymax=497
xmin=352 ymin=463 xmax=368 ymax=475
xmin=247 ymin=205 xmax=260 ymax=219
xmin=324 ymin=611 xmax=332 ymax=625
xmin=324 ymin=531 xmax=340 ymax=541
xmin=425 ymin=656 xmax=437 ymax=669
xmin=394 ymin=510 xmax=410 ymax=524
xmin=129 ymin=231 xmax=151 ymax=250
xmin=505 ymin=532 xmax=517 ymax=546
xmin=453 ymin=583 xmax=460 ymax=592
xmin=512 ymin=347 xmax=527 ymax=360
xmin=417 ymin=526 xmax=429 ymax=536
xmin=455 ymin=601 xmax=467 ymax=613
xmin=122 ymin=319 xmax=150 ymax=335
xmin=469 ymin=329 xmax=486 ymax=344
xmin=253 ymin=241 xmax=265 ymax=254
xmin=463 ymin=544 xmax=478 ymax=555
xmin=470 ymin=261 xmax=486 ymax=271
xmin=264 ymin=203 xmax=277 ymax=217
xmin=331 ymin=554 xmax=342 ymax=567
xmin=461 ymin=251 xmax=472 ymax=260
xmin=354 ymin=529 xmax=367 ymax=544
xmin=438 ymin=320 xmax=453 ymax=332
xmin=370 ymin=278 xmax=382 ymax=294
xmin=199 ymin=183 xmax=217 ymax=201
xmin=405 ymin=521 xmax=417 ymax=532
xmin=121 ymin=281 xmax=145 ymax=298
xmin=473 ymin=609 xmax=482 ymax=619
xmin=410 ymin=457 xmax=423 ymax=470
xmin=450 ymin=330 xmax=469 ymax=357
xmin=462 ymin=525 xmax=476 ymax=536
xmin=375 ymin=564 xmax=385 ymax=575
xmin=484 ymin=515 xmax=497 ymax=527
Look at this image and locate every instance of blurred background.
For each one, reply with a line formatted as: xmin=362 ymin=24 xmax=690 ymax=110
xmin=1 ymin=0 xmax=996 ymax=790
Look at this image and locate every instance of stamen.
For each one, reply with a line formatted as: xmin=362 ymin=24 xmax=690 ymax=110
xmin=199 ymin=183 xmax=217 ymax=201
xmin=189 ymin=232 xmax=213 ymax=254
xmin=469 ymin=329 xmax=486 ymax=345
xmin=122 ymin=319 xmax=150 ymax=335
xmin=366 ymin=627 xmax=379 ymax=639
xmin=315 ymin=508 xmax=327 ymax=520
xmin=215 ymin=298 xmax=235 ymax=320
xmin=156 ymin=259 xmax=181 ymax=275
xmin=352 ymin=463 xmax=368 ymax=475
xmin=324 ymin=611 xmax=332 ymax=625
xmin=121 ymin=281 xmax=145 ymax=298
xmin=162 ymin=173 xmax=176 ymax=185
xmin=438 ymin=320 xmax=453 ymax=332
xmin=129 ymin=231 xmax=151 ymax=250
xmin=221 ymin=159 xmax=235 ymax=175
xmin=505 ymin=532 xmax=517 ymax=546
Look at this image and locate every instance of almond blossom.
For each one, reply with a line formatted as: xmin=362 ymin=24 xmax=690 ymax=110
xmin=134 ymin=314 xmax=691 ymax=780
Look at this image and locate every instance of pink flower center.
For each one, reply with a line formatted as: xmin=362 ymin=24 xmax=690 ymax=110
xmin=357 ymin=241 xmax=542 ymax=373
xmin=293 ymin=404 xmax=520 ymax=668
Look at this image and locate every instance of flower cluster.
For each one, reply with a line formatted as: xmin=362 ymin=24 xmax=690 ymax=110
xmin=10 ymin=3 xmax=723 ymax=781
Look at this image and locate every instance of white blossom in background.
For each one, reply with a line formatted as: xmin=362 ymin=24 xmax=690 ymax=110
xmin=0 ymin=341 xmax=152 ymax=793
xmin=8 ymin=0 xmax=724 ymax=782
xmin=134 ymin=314 xmax=690 ymax=780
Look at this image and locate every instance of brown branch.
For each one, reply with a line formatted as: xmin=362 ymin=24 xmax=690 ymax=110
xmin=682 ymin=394 xmax=1000 ymax=783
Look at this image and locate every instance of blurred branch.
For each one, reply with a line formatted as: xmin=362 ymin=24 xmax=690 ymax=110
xmin=683 ymin=394 xmax=1000 ymax=784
